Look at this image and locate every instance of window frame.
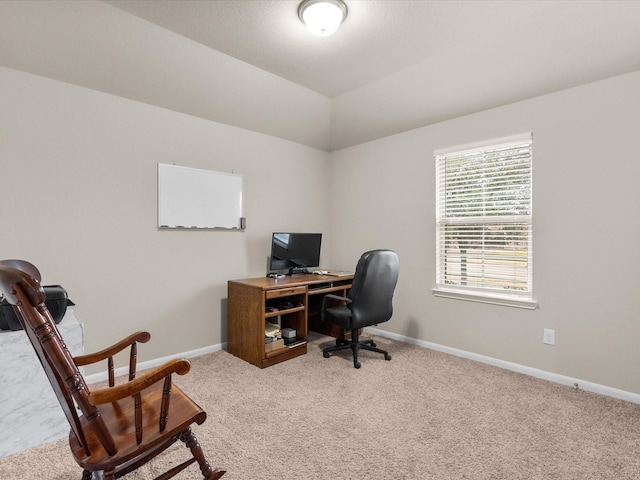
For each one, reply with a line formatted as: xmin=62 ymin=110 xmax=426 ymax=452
xmin=432 ymin=133 xmax=537 ymax=309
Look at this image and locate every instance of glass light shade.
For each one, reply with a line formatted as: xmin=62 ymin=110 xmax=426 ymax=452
xmin=299 ymin=0 xmax=347 ymax=36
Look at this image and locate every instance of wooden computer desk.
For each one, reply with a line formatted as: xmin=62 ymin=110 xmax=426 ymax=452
xmin=227 ymin=273 xmax=354 ymax=368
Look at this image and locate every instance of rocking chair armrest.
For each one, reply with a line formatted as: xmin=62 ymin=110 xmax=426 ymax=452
xmin=74 ymin=331 xmax=151 ymax=366
xmin=88 ymin=358 xmax=191 ymax=405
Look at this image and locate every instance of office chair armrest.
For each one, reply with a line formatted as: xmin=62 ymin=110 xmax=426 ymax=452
xmin=74 ymin=331 xmax=151 ymax=366
xmin=321 ymin=293 xmax=351 ymax=312
xmin=88 ymin=358 xmax=191 ymax=405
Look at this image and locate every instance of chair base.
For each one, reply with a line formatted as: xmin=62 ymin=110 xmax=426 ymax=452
xmin=322 ymin=329 xmax=391 ymax=368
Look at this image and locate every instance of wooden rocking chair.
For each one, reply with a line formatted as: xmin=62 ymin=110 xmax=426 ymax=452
xmin=0 ymin=259 xmax=225 ymax=480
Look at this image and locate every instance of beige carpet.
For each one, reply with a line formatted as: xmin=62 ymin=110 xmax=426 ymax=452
xmin=2 ymin=333 xmax=640 ymax=479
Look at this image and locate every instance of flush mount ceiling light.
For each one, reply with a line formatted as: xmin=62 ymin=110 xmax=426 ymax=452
xmin=298 ymin=0 xmax=348 ymax=37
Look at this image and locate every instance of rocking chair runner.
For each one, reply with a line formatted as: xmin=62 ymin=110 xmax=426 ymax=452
xmin=0 ymin=259 xmax=225 ymax=480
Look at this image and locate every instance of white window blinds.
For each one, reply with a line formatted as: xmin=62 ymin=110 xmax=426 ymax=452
xmin=435 ymin=134 xmax=533 ymax=302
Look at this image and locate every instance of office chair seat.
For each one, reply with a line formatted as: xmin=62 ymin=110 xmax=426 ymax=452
xmin=322 ymin=304 xmax=351 ymax=329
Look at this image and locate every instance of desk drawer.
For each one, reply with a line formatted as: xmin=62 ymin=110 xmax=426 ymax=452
xmin=265 ymin=286 xmax=306 ymax=299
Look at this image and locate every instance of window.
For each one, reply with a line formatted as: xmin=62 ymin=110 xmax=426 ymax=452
xmin=434 ymin=133 xmax=535 ymax=309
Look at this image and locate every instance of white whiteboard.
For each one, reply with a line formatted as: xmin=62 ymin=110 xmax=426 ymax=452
xmin=158 ymin=163 xmax=243 ymax=229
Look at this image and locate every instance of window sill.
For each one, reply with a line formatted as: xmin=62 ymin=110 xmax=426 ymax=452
xmin=432 ymin=287 xmax=538 ymax=310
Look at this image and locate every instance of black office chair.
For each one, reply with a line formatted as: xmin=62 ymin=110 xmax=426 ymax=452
xmin=321 ymin=249 xmax=399 ymax=368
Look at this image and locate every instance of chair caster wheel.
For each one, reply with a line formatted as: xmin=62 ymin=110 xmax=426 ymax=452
xmin=354 ymin=362 xmax=361 ymax=369
xmin=323 ymin=351 xmax=330 ymax=358
xmin=384 ymin=354 xmax=391 ymax=361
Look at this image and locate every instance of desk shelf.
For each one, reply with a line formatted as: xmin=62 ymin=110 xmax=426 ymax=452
xmin=265 ymin=340 xmax=307 ymax=359
xmin=265 ymin=306 xmax=305 ymax=319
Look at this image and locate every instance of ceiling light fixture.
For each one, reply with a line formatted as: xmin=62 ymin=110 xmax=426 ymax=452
xmin=298 ymin=0 xmax=348 ymax=37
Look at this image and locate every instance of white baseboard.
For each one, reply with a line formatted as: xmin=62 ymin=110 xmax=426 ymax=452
xmin=84 ymin=342 xmax=227 ymax=385
xmin=365 ymin=327 xmax=640 ymax=405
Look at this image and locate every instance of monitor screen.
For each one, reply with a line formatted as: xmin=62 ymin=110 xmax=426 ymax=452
xmin=269 ymin=232 xmax=322 ymax=272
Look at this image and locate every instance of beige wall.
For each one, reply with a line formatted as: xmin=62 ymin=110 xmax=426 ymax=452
xmin=328 ymin=70 xmax=640 ymax=395
xmin=0 ymin=67 xmax=331 ymax=372
xmin=3 ymin=63 xmax=640 ymax=395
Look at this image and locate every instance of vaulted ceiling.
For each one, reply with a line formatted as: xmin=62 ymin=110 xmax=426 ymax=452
xmin=2 ymin=1 xmax=640 ymax=151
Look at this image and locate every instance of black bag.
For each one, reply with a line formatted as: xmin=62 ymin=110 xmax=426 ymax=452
xmin=0 ymin=285 xmax=73 ymax=330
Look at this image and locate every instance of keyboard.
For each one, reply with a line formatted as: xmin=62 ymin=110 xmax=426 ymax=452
xmin=327 ymin=271 xmax=352 ymax=277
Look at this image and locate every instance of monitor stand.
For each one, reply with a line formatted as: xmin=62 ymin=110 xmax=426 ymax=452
xmin=288 ymin=268 xmax=309 ymax=276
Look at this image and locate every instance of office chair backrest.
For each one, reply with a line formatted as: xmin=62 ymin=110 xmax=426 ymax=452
xmin=347 ymin=249 xmax=399 ymax=328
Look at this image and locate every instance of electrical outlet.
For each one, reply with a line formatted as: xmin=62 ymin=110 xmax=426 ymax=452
xmin=543 ymin=328 xmax=555 ymax=346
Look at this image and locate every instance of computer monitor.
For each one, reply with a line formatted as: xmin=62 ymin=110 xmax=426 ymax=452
xmin=269 ymin=232 xmax=322 ymax=275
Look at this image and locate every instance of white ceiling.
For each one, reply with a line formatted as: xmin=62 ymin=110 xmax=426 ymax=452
xmin=2 ymin=1 xmax=640 ymax=151
xmin=103 ymin=0 xmax=549 ymax=98
xmin=102 ymin=0 xmax=640 ymax=97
